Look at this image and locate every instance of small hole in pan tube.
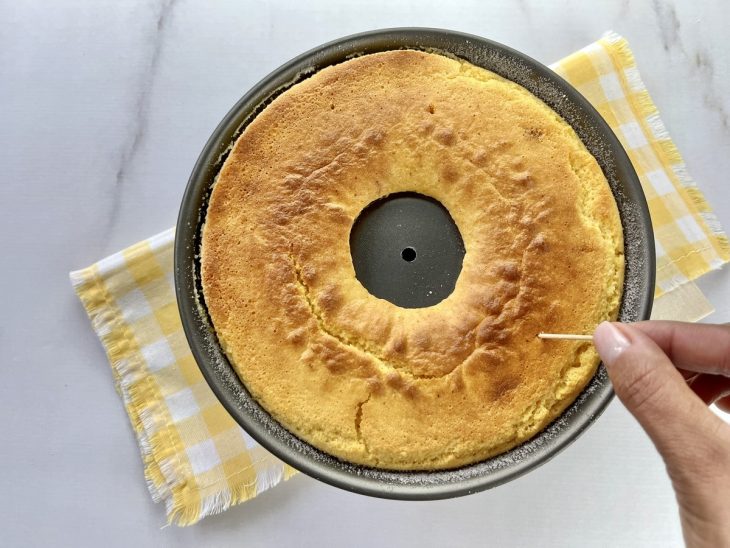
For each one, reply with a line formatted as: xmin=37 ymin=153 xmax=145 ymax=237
xmin=401 ymin=247 xmax=417 ymax=262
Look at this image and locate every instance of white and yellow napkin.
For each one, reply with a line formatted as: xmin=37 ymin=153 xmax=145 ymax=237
xmin=71 ymin=32 xmax=728 ymax=525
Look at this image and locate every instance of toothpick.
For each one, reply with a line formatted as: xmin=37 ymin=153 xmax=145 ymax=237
xmin=538 ymin=333 xmax=593 ymax=341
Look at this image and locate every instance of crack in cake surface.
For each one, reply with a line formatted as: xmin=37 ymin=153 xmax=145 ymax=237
xmin=290 ymin=253 xmax=452 ymax=381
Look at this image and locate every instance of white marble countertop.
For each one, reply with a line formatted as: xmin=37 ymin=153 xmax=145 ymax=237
xmin=2 ymin=1 xmax=729 ymax=546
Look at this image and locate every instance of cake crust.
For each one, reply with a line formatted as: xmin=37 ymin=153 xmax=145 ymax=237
xmin=201 ymin=50 xmax=624 ymax=470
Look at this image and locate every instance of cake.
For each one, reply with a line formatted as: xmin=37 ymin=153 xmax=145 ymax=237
xmin=200 ymin=50 xmax=624 ymax=470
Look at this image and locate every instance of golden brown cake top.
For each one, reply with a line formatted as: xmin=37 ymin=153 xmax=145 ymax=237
xmin=201 ymin=50 xmax=624 ymax=470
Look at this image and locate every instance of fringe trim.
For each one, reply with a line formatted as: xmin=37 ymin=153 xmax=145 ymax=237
xmin=600 ymin=31 xmax=730 ymax=268
xmin=166 ymin=462 xmax=295 ymax=526
xmin=70 ymin=266 xmax=193 ymax=520
xmin=284 ymin=464 xmax=299 ymax=480
xmin=71 ymin=263 xmax=296 ymax=526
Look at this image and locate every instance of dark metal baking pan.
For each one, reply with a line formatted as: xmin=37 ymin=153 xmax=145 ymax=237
xmin=175 ymin=28 xmax=655 ymax=499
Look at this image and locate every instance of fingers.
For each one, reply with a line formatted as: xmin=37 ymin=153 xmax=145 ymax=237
xmin=593 ymin=322 xmax=728 ymax=460
xmin=630 ymin=321 xmax=730 ymax=376
xmin=688 ymin=374 xmax=730 ymax=406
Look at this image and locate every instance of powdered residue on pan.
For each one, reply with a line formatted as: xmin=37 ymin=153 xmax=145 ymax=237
xmin=178 ymin=30 xmax=654 ymax=496
xmin=191 ymin=288 xmax=613 ymax=488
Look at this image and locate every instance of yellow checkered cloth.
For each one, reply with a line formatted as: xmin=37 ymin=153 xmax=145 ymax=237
xmin=551 ymin=32 xmax=729 ymax=319
xmin=71 ymin=230 xmax=298 ymax=524
xmin=71 ymin=32 xmax=728 ymax=526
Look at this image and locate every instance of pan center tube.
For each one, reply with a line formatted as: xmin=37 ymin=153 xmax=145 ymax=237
xmin=349 ymin=192 xmax=465 ymax=308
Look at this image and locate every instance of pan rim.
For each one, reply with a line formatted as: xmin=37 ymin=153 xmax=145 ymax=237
xmin=174 ymin=27 xmax=655 ymax=499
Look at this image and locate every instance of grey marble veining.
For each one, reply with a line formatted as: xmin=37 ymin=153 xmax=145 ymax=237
xmin=652 ymin=0 xmax=730 ymax=131
xmin=653 ymin=0 xmax=682 ymax=52
xmin=105 ymin=0 xmax=180 ymax=243
xmin=1 ymin=1 xmax=728 ymax=546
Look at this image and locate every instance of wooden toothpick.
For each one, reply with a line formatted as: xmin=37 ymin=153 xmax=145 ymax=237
xmin=538 ymin=333 xmax=593 ymax=341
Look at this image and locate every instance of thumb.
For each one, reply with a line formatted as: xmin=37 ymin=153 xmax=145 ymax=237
xmin=593 ymin=322 xmax=727 ymax=471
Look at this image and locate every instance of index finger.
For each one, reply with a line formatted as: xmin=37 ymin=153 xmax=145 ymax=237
xmin=631 ymin=321 xmax=730 ymax=376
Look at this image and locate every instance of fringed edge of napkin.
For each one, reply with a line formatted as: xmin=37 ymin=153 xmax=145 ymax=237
xmin=71 ymin=265 xmax=297 ymax=525
xmin=70 ymin=266 xmax=178 ymax=508
xmin=601 ymin=32 xmax=730 ymax=271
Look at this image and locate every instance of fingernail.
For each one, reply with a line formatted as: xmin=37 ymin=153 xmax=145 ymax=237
xmin=593 ymin=322 xmax=631 ymax=365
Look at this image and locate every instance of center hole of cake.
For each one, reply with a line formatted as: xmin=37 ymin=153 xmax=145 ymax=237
xmin=349 ymin=192 xmax=465 ymax=309
xmin=401 ymin=247 xmax=417 ymax=262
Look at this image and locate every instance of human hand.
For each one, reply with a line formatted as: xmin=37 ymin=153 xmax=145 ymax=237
xmin=593 ymin=321 xmax=730 ymax=547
